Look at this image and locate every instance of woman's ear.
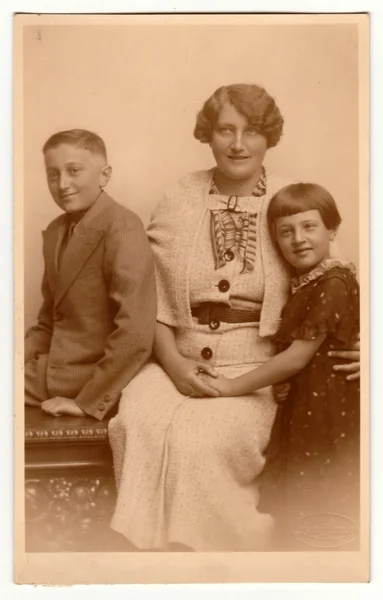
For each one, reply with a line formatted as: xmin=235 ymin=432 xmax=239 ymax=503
xmin=99 ymin=165 xmax=112 ymax=189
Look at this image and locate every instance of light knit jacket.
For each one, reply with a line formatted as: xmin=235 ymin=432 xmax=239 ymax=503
xmin=147 ymin=169 xmax=295 ymax=338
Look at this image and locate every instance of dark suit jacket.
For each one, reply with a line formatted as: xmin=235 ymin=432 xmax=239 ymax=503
xmin=25 ymin=192 xmax=157 ymax=420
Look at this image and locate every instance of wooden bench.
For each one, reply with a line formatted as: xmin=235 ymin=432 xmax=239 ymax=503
xmin=25 ymin=406 xmax=129 ymax=552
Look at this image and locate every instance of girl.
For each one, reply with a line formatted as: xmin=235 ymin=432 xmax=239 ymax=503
xmin=209 ymin=182 xmax=360 ymax=549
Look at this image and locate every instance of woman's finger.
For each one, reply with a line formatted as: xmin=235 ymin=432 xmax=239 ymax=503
xmin=196 ymin=364 xmax=218 ymax=378
xmin=346 ymin=372 xmax=360 ymax=382
xmin=333 ymin=362 xmax=360 ymax=373
xmin=328 ymin=350 xmax=360 ymax=361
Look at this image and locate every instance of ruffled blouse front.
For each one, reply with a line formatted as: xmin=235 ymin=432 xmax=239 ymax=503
xmin=188 ymin=168 xmax=268 ymax=311
xmin=208 ymin=167 xmax=267 ymax=274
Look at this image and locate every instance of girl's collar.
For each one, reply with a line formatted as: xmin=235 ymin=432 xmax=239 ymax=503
xmin=291 ymin=257 xmax=356 ymax=295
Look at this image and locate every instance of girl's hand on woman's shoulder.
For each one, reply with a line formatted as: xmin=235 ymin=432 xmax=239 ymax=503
xmin=167 ymin=356 xmax=220 ymax=397
xmin=328 ymin=337 xmax=360 ymax=381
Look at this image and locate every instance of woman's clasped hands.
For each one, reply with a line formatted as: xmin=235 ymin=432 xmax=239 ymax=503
xmin=167 ymin=355 xmax=221 ymax=398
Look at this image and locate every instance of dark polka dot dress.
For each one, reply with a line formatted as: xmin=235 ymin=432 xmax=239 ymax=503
xmin=258 ymin=264 xmax=360 ymax=549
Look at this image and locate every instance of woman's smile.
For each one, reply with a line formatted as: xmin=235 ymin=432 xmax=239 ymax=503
xmin=210 ymin=102 xmax=267 ymax=189
xmin=293 ymin=247 xmax=312 ymax=256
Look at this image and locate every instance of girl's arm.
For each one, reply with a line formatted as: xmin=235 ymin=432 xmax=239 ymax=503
xmin=223 ymin=334 xmax=326 ymax=397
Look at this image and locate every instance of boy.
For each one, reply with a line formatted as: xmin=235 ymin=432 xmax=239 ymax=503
xmin=24 ymin=129 xmax=157 ymax=420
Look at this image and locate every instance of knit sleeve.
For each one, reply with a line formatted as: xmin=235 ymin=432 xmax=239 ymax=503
xmin=146 ymin=187 xmax=181 ymax=327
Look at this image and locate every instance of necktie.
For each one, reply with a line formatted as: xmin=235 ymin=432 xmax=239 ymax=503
xmin=58 ymin=220 xmax=76 ymax=271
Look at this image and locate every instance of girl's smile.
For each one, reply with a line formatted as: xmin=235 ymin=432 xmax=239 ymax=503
xmin=275 ymin=209 xmax=335 ymax=274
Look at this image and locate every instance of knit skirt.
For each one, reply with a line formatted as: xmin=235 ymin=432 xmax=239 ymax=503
xmin=108 ymin=324 xmax=277 ymax=551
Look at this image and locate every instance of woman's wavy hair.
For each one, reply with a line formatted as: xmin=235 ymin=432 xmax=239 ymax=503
xmin=193 ymin=83 xmax=284 ymax=148
xmin=267 ymin=183 xmax=342 ymax=240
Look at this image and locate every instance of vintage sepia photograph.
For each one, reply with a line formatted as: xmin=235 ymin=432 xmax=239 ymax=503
xmin=14 ymin=12 xmax=369 ymax=584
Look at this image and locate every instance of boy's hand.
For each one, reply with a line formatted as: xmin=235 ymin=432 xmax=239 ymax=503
xmin=41 ymin=397 xmax=86 ymax=417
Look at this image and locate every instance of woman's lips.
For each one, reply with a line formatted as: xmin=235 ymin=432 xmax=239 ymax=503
xmin=294 ymin=248 xmax=312 ymax=256
xmin=60 ymin=193 xmax=77 ymax=200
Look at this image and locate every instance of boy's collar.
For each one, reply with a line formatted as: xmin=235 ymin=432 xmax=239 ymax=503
xmin=67 ymin=209 xmax=87 ymax=226
xmin=67 ymin=190 xmax=114 ymax=231
xmin=66 ymin=190 xmax=105 ymax=225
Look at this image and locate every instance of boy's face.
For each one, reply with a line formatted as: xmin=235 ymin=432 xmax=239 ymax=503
xmin=44 ymin=144 xmax=111 ymax=214
xmin=275 ymin=209 xmax=335 ymax=274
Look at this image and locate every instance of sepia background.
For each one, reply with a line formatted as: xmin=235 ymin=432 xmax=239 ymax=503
xmin=23 ymin=22 xmax=359 ymax=329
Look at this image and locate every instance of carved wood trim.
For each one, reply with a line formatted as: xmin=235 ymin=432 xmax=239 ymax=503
xmin=25 ymin=426 xmax=109 ymax=443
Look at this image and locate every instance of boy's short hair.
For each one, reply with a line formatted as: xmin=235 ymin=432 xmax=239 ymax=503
xmin=267 ymin=182 xmax=342 ymax=239
xmin=42 ymin=129 xmax=107 ymax=161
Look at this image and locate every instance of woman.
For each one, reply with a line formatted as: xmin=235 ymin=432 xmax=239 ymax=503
xmin=108 ymin=84 xmax=359 ymax=552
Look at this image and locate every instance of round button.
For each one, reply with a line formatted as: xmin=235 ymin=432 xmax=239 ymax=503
xmin=104 ymin=395 xmax=111 ymax=403
xmin=209 ymin=318 xmax=220 ymax=330
xmin=218 ymin=279 xmax=230 ymax=293
xmin=98 ymin=404 xmax=105 ymax=411
xmin=201 ymin=347 xmax=213 ymax=360
xmin=224 ymin=250 xmax=234 ymax=262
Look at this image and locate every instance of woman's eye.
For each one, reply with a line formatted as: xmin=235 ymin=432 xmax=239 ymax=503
xmin=305 ymin=223 xmax=316 ymax=230
xmin=246 ymin=127 xmax=259 ymax=135
xmin=217 ymin=127 xmax=232 ymax=134
xmin=47 ymin=173 xmax=58 ymax=181
xmin=69 ymin=168 xmax=80 ymax=175
xmin=279 ymin=230 xmax=291 ymax=237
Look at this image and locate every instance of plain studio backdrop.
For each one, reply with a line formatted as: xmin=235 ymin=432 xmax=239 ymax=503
xmin=23 ymin=21 xmax=359 ymax=329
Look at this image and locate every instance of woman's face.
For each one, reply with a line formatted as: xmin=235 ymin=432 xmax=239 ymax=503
xmin=210 ymin=103 xmax=267 ymax=182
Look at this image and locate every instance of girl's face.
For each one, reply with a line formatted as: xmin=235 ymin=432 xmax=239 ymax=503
xmin=274 ymin=209 xmax=335 ymax=274
xmin=210 ymin=102 xmax=267 ymax=183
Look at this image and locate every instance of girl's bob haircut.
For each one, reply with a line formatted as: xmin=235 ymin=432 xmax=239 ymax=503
xmin=267 ymin=182 xmax=342 ymax=239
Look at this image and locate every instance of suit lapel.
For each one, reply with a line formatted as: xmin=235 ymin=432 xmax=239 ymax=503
xmin=54 ymin=230 xmax=105 ymax=306
xmin=53 ymin=192 xmax=114 ymax=307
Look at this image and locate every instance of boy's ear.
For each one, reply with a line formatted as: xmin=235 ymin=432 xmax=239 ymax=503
xmin=99 ymin=164 xmax=112 ymax=189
